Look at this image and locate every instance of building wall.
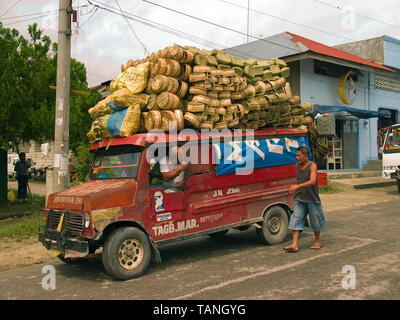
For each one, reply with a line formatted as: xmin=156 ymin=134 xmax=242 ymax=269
xmin=9 ymin=140 xmax=77 ymax=170
xmin=384 ymin=37 xmax=400 ymax=69
xmin=298 ymin=58 xmax=374 ymax=169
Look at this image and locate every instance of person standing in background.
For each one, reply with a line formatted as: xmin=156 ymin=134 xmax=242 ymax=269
xmin=14 ymin=152 xmax=31 ymax=203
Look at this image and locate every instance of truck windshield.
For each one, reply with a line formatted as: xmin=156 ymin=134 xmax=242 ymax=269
xmin=89 ymin=146 xmax=142 ymax=180
xmin=383 ymin=128 xmax=400 ymax=154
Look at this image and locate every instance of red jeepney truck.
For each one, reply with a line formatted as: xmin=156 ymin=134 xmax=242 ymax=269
xmin=39 ymin=128 xmax=309 ymax=280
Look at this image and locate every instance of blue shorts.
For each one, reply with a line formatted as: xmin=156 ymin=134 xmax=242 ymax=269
xmin=288 ymin=200 xmax=326 ymax=232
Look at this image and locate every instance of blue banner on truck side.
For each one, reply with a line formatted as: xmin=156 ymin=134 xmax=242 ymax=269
xmin=215 ymin=136 xmax=310 ymax=176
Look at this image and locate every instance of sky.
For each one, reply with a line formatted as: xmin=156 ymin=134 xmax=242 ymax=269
xmin=1 ymin=0 xmax=400 ymax=87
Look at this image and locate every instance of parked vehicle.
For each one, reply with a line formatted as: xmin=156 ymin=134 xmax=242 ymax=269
xmin=32 ymin=165 xmax=48 ymax=182
xmin=382 ymin=124 xmax=400 ymax=193
xmin=39 ymin=128 xmax=310 ymax=280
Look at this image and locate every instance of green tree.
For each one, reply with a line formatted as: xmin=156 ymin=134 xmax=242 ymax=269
xmin=0 ymin=22 xmax=102 ymax=151
xmin=0 ymin=22 xmax=104 ymax=205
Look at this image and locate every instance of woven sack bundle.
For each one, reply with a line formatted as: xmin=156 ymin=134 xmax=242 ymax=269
xmin=179 ymin=64 xmax=192 ymax=81
xmin=289 ymin=96 xmax=301 ymax=106
xmin=160 ymin=110 xmax=178 ymax=132
xmin=157 ymin=92 xmax=180 ymax=110
xmin=193 ymin=66 xmax=213 ymax=73
xmin=174 ymin=109 xmax=185 ymax=131
xmin=189 ymin=73 xmax=208 ymax=82
xmin=177 ymin=81 xmax=188 ymax=98
xmin=145 ymin=110 xmax=162 ymax=131
xmin=200 ymin=121 xmax=214 ymax=130
xmin=187 ymin=103 xmax=206 ymax=113
xmin=184 ymin=112 xmax=202 ymax=128
xmin=301 ymin=102 xmax=313 ymax=113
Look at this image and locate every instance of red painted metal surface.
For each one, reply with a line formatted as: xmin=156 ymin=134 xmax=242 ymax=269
xmin=318 ymin=172 xmax=328 ymax=187
xmin=48 ymin=129 xmax=307 ymax=248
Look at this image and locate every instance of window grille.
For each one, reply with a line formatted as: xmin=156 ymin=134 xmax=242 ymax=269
xmin=375 ymin=72 xmax=400 ymax=93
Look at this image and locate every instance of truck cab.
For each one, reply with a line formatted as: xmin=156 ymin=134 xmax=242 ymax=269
xmin=39 ymin=128 xmax=309 ymax=280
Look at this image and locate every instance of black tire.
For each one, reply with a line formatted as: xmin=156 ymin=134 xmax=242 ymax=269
xmin=57 ymin=254 xmax=88 ymax=265
xmin=102 ymin=227 xmax=152 ymax=280
xmin=396 ymin=180 xmax=400 ymax=193
xmin=208 ymin=229 xmax=229 ymax=238
xmin=256 ymin=206 xmax=289 ymax=245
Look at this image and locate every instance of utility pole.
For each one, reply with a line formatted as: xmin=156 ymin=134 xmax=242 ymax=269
xmin=52 ymin=0 xmax=72 ymax=194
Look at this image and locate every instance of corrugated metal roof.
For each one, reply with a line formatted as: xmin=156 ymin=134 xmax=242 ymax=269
xmin=226 ymin=33 xmax=304 ymax=60
xmin=225 ymin=32 xmax=393 ymax=72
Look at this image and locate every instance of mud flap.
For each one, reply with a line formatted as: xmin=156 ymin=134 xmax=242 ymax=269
xmin=149 ymin=237 xmax=162 ymax=263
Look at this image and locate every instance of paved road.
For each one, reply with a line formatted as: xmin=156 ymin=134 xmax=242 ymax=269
xmin=1 ymin=198 xmax=399 ymax=301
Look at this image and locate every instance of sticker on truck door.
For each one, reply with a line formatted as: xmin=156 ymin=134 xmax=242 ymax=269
xmin=154 ymin=191 xmax=165 ymax=212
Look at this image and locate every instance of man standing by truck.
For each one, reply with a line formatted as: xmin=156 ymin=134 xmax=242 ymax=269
xmin=14 ymin=152 xmax=31 ymax=203
xmin=284 ymin=145 xmax=326 ymax=252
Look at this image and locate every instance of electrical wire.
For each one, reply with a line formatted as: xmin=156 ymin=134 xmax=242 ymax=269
xmin=3 ymin=13 xmax=57 ymax=27
xmin=220 ymin=0 xmax=357 ymax=43
xmin=0 ymin=9 xmax=59 ymax=20
xmin=0 ymin=0 xmax=23 ymax=18
xmin=141 ymin=0 xmax=303 ymax=54
xmin=89 ymin=0 xmax=269 ymax=60
xmin=310 ymin=0 xmax=400 ymax=31
xmin=114 ymin=0 xmax=149 ymax=56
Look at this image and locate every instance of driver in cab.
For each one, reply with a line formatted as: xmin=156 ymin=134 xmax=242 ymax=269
xmin=160 ymin=145 xmax=188 ymax=193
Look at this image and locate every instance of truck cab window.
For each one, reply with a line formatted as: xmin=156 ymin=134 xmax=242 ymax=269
xmin=90 ymin=146 xmax=142 ymax=180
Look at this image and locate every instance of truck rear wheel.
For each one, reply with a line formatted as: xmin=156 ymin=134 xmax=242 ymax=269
xmin=397 ymin=179 xmax=400 ymax=193
xmin=102 ymin=226 xmax=152 ymax=280
xmin=256 ymin=206 xmax=288 ymax=245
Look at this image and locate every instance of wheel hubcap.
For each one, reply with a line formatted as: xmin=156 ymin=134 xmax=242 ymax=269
xmin=118 ymin=238 xmax=144 ymax=270
xmin=268 ymin=216 xmax=281 ymax=234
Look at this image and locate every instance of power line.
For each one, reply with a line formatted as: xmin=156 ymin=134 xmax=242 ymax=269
xmin=141 ymin=0 xmax=303 ymax=54
xmin=310 ymin=0 xmax=400 ymax=31
xmin=0 ymin=9 xmax=58 ymax=20
xmin=221 ymin=0 xmax=356 ymax=43
xmin=114 ymin=0 xmax=149 ymax=56
xmin=3 ymin=13 xmax=56 ymax=27
xmin=0 ymin=0 xmax=23 ymax=18
xmin=89 ymin=0 xmax=269 ymax=60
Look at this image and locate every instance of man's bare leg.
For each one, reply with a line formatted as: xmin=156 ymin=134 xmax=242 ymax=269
xmin=310 ymin=231 xmax=322 ymax=249
xmin=284 ymin=230 xmax=300 ymax=251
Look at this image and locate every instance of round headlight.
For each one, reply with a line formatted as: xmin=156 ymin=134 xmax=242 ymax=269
xmin=84 ymin=213 xmax=90 ymax=229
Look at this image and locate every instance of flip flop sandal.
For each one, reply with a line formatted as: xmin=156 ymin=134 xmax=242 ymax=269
xmin=310 ymin=244 xmax=323 ymax=249
xmin=283 ymin=247 xmax=298 ymax=252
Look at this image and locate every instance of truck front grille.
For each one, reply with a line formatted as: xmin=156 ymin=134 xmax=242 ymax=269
xmin=47 ymin=210 xmax=84 ymax=237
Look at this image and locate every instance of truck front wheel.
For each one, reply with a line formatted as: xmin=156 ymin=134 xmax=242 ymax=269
xmin=102 ymin=227 xmax=152 ymax=280
xmin=256 ymin=206 xmax=289 ymax=245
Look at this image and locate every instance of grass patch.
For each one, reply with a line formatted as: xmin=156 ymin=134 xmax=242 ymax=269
xmin=0 ymin=190 xmax=45 ymax=220
xmin=0 ymin=190 xmax=46 ymax=241
xmin=319 ymin=181 xmax=343 ymax=194
xmin=0 ymin=215 xmax=44 ymax=242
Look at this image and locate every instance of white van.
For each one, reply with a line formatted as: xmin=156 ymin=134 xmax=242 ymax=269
xmin=382 ymin=124 xmax=400 ymax=191
xmin=7 ymin=153 xmax=35 ymax=178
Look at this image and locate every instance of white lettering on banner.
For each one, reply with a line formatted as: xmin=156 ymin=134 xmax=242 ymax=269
xmin=226 ymin=141 xmax=242 ymax=162
xmin=227 ymin=187 xmax=240 ymax=195
xmin=200 ymin=213 xmax=223 ymax=223
xmin=266 ymin=138 xmax=284 ymax=154
xmin=284 ymin=138 xmax=299 ymax=152
xmin=213 ymin=190 xmax=223 ymax=198
xmin=245 ymin=140 xmax=265 ymax=160
xmin=152 ymin=219 xmax=198 ymax=236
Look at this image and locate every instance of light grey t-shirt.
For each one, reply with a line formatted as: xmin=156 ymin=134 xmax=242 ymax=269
xmin=159 ymin=156 xmax=185 ymax=188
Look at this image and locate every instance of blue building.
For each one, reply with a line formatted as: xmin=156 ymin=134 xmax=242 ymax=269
xmin=227 ymin=32 xmax=398 ymax=171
